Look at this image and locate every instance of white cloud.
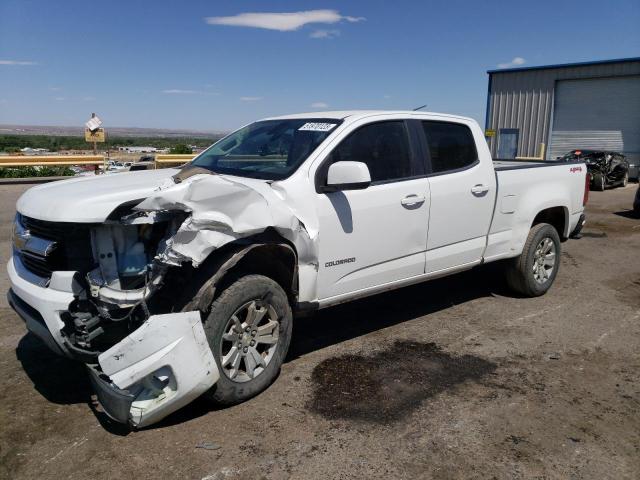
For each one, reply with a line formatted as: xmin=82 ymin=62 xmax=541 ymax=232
xmin=83 ymin=96 xmax=96 ymax=101
xmin=205 ymin=10 xmax=364 ymax=32
xmin=497 ymin=57 xmax=526 ymax=69
xmin=0 ymin=60 xmax=37 ymax=66
xmin=162 ymin=88 xmax=219 ymax=96
xmin=309 ymin=29 xmax=340 ymax=39
xmin=310 ymin=102 xmax=329 ymax=108
xmin=49 ymin=86 xmax=62 ymax=91
xmin=240 ymin=96 xmax=262 ymax=102
xmin=163 ymin=89 xmax=200 ymax=94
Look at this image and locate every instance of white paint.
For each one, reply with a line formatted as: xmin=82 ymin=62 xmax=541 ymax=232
xmin=425 ymin=119 xmax=496 ymax=272
xmin=16 ymin=168 xmax=179 ymax=222
xmin=12 ymin=110 xmax=588 ymax=308
xmin=98 ymin=312 xmax=218 ymax=427
xmin=8 ymin=109 xmax=588 ymax=427
xmin=326 ymin=161 xmax=370 ymax=186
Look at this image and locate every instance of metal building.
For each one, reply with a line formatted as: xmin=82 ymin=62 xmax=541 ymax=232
xmin=484 ymin=57 xmax=640 ymax=174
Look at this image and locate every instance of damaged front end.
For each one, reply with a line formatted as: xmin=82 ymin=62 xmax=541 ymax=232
xmin=87 ymin=311 xmax=217 ymax=427
xmin=25 ymin=205 xmax=219 ymax=428
xmin=13 ymin=167 xmax=317 ymax=427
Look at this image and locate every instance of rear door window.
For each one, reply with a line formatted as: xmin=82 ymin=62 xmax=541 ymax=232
xmin=421 ymin=121 xmax=478 ymax=174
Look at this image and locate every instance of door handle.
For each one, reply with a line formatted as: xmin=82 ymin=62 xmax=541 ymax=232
xmin=401 ymin=194 xmax=425 ymax=207
xmin=471 ymin=184 xmax=490 ymax=195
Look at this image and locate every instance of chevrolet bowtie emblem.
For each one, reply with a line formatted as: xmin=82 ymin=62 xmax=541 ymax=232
xmin=14 ymin=229 xmax=30 ymax=251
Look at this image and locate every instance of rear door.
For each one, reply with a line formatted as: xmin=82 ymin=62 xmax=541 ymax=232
xmin=314 ymin=119 xmax=430 ymax=299
xmin=419 ymin=120 xmax=496 ymax=273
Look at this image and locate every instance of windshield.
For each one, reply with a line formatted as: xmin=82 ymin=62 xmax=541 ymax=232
xmin=190 ymin=118 xmax=342 ymax=180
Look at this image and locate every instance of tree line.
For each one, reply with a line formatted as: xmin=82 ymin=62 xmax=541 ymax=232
xmin=0 ymin=134 xmax=224 ymax=153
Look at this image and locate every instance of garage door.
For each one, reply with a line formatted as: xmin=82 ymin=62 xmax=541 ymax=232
xmin=549 ymin=76 xmax=640 ymax=162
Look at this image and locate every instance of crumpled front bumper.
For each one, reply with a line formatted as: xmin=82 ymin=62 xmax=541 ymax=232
xmin=8 ymin=257 xmax=219 ymax=428
xmin=94 ymin=311 xmax=219 ymax=427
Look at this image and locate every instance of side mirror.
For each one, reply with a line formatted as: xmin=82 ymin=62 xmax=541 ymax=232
xmin=323 ymin=161 xmax=371 ymax=192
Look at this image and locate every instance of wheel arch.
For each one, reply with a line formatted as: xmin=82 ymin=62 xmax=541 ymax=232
xmin=177 ymin=229 xmax=299 ymax=313
xmin=531 ymin=206 xmax=569 ymax=240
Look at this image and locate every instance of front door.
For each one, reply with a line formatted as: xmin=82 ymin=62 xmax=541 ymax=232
xmin=314 ymin=120 xmax=430 ymax=300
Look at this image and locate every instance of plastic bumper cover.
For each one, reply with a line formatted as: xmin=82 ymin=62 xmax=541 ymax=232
xmin=7 ymin=257 xmax=75 ymax=356
xmin=95 ymin=312 xmax=219 ymax=427
xmin=570 ymin=213 xmax=587 ymax=238
xmin=87 ymin=365 xmax=135 ymax=424
xmin=8 ymin=256 xmax=219 ymax=428
xmin=7 ymin=289 xmax=66 ymax=356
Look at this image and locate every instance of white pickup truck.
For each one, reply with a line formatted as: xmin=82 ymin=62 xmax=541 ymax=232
xmin=8 ymin=111 xmax=589 ymax=427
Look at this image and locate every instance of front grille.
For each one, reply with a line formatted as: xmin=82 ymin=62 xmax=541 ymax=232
xmin=19 ymin=216 xmax=96 ymax=279
xmin=22 ymin=216 xmax=70 ymax=241
xmin=21 ymin=251 xmax=54 ymax=278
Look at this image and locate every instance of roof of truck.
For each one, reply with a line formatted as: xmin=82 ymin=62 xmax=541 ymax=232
xmin=265 ymin=110 xmax=473 ymax=122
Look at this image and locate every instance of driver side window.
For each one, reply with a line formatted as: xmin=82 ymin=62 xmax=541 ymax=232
xmin=326 ymin=121 xmax=414 ymax=183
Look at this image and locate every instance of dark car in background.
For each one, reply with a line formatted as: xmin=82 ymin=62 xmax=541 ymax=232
xmin=556 ymin=150 xmax=629 ymax=191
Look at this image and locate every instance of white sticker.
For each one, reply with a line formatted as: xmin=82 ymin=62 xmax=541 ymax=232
xmin=298 ymin=122 xmax=337 ymax=132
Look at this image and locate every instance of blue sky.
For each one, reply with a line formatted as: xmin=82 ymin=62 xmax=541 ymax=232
xmin=1 ymin=0 xmax=638 ymax=131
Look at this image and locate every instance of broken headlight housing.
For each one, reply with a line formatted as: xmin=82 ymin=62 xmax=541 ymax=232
xmin=86 ymin=208 xmax=187 ymax=305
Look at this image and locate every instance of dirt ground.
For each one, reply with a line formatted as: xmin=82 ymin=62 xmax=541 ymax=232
xmin=0 ymin=182 xmax=638 ymax=480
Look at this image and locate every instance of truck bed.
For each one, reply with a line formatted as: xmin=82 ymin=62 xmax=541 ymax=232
xmin=493 ymin=159 xmax=583 ymax=171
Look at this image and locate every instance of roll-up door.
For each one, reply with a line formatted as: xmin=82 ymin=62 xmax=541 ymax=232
xmin=549 ymin=76 xmax=640 ymax=162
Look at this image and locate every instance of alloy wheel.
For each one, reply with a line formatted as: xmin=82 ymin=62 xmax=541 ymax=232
xmin=219 ymin=300 xmax=280 ymax=383
xmin=532 ymin=237 xmax=556 ymax=284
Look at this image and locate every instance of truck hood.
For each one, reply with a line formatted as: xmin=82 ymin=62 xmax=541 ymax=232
xmin=17 ymin=168 xmax=183 ymax=222
xmin=16 ymin=166 xmax=319 ymax=284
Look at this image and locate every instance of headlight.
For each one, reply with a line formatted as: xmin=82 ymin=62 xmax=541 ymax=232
xmin=12 ymin=213 xmax=30 ymax=251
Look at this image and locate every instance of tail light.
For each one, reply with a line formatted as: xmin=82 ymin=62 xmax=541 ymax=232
xmin=583 ymin=171 xmax=590 ymax=206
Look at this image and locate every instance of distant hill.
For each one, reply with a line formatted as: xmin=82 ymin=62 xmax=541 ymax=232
xmin=0 ymin=124 xmax=227 ymax=139
xmin=0 ymin=126 xmax=228 ymax=152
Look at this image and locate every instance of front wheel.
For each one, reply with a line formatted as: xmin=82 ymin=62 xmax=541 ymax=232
xmin=506 ymin=223 xmax=561 ymax=297
xmin=203 ymin=274 xmax=293 ymax=406
xmin=621 ymin=172 xmax=629 ymax=187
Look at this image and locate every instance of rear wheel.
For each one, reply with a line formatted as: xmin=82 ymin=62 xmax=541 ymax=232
xmin=592 ymin=172 xmax=605 ymax=191
xmin=202 ymin=274 xmax=292 ymax=406
xmin=506 ymin=223 xmax=561 ymax=297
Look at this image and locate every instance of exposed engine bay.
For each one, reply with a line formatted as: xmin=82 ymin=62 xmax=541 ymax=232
xmin=55 ymin=208 xmax=181 ymax=352
xmin=11 ymin=166 xmax=317 ymax=426
xmin=47 ymin=167 xmax=314 ymax=359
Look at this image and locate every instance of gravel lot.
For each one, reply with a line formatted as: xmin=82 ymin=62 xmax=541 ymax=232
xmin=0 ymin=182 xmax=638 ymax=480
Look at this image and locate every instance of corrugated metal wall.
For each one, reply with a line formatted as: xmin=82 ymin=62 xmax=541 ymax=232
xmin=486 ymin=60 xmax=640 ymax=158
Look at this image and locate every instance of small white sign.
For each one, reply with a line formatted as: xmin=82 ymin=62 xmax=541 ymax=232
xmin=85 ymin=116 xmax=102 ymax=131
xmin=298 ymin=122 xmax=337 ymax=132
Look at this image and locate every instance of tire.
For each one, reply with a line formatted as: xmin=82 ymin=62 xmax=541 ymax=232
xmin=506 ymin=223 xmax=561 ymax=297
xmin=202 ymin=274 xmax=292 ymax=406
xmin=621 ymin=172 xmax=628 ymax=187
xmin=592 ymin=172 xmax=605 ymax=191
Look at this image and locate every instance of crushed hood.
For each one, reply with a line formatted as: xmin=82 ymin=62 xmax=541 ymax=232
xmin=134 ymin=173 xmax=318 ymax=269
xmin=17 ymin=167 xmax=320 ymax=295
xmin=17 ymin=169 xmax=180 ymax=222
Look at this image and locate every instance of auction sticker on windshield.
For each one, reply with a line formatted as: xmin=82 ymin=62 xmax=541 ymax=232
xmin=298 ymin=122 xmax=337 ymax=132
